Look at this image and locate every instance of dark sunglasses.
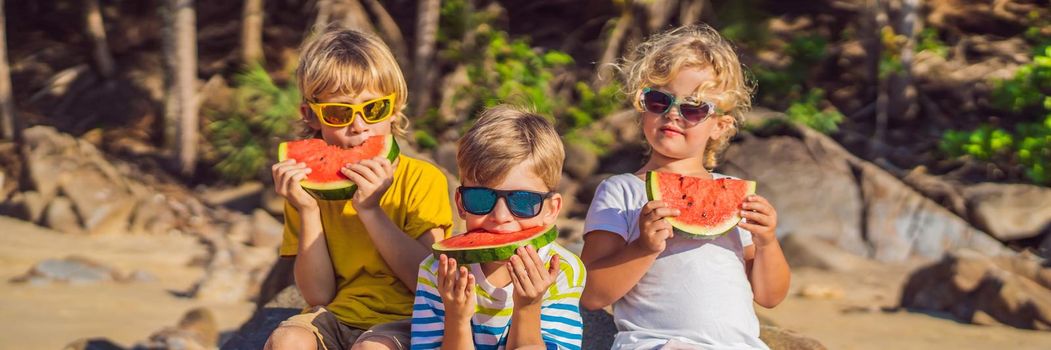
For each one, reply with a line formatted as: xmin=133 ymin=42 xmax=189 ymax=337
xmin=639 ymin=88 xmax=721 ymax=126
xmin=458 ymin=186 xmax=554 ymax=219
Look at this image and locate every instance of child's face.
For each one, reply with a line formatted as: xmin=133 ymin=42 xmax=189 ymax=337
xmin=641 ymin=66 xmax=734 ymax=161
xmin=456 ymin=162 xmax=562 ymax=235
xmin=301 ymin=89 xmax=394 ymax=148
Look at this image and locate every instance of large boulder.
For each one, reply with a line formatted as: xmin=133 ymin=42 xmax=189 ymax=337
xmin=718 ymin=122 xmax=1005 ymax=262
xmin=961 ymin=183 xmax=1051 ymax=242
xmin=221 ymin=286 xmax=307 ymax=349
xmin=901 ymin=250 xmax=1051 ymax=330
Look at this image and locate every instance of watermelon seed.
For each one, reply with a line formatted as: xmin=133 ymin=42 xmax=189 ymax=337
xmin=681 ymin=194 xmax=687 ymax=200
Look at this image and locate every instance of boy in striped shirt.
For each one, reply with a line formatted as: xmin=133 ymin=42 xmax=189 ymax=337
xmin=411 ymin=105 xmax=586 ymax=349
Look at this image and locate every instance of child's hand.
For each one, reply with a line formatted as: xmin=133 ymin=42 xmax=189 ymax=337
xmin=637 ymin=200 xmax=679 ymax=253
xmin=738 ymin=194 xmax=778 ymax=248
xmin=341 ymin=156 xmax=394 ymax=211
xmin=436 ymin=254 xmax=476 ymax=324
xmin=271 ymin=160 xmax=317 ymax=211
xmin=507 ymin=246 xmax=559 ymax=308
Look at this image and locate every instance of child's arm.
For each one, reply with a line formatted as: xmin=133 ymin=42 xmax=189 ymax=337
xmin=580 ymin=200 xmax=678 ymax=310
xmin=739 ymin=194 xmax=790 ymax=308
xmin=506 ymin=247 xmax=561 ymax=349
xmin=343 ymin=157 xmax=445 ymax=290
xmin=412 ymin=256 xmax=475 ymax=349
xmin=273 ymin=160 xmax=336 ymax=305
xmin=424 ymin=253 xmax=479 ymax=348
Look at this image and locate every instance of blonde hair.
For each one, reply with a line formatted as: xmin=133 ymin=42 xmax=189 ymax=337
xmin=296 ymin=27 xmax=409 ymax=137
xmin=621 ymin=24 xmax=754 ymax=169
xmin=457 ymin=105 xmax=565 ymax=191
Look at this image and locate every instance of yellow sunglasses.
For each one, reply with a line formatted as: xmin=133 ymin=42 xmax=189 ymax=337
xmin=307 ymin=93 xmax=396 ymax=127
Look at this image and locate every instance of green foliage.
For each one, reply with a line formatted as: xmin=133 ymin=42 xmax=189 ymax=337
xmin=753 ymin=35 xmax=828 ymax=105
xmin=714 ymin=0 xmax=771 ymax=47
xmin=565 ymin=82 xmax=622 ymax=130
xmin=942 ymin=46 xmax=1051 ymax=185
xmin=991 ymin=46 xmax=1051 ymax=113
xmin=205 ymin=64 xmax=300 ymax=182
xmin=916 ymin=27 xmax=949 ymax=58
xmin=414 ymin=130 xmax=439 ymax=150
xmin=430 ymin=0 xmax=625 ymax=156
xmin=785 ymin=89 xmax=844 ymax=134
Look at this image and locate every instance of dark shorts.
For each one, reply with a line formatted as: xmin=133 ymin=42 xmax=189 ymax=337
xmin=278 ymin=306 xmax=411 ymax=350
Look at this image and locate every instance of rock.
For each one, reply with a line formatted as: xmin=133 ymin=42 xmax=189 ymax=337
xmin=900 ymin=166 xmax=968 ymax=218
xmin=12 ymin=256 xmax=120 ymax=285
xmin=43 ymin=196 xmax=82 ymax=234
xmin=434 ymin=142 xmax=459 ymax=178
xmin=125 ymin=270 xmax=158 ymax=283
xmin=128 ymin=194 xmax=178 ymax=236
xmin=962 ymin=183 xmax=1051 ymax=242
xmin=139 ymin=307 xmax=219 ymax=350
xmin=780 ymin=233 xmax=869 ymax=272
xmin=577 ymin=174 xmax=613 ymax=211
xmin=557 ymin=174 xmax=581 ymax=217
xmin=255 ymin=257 xmax=295 ymax=309
xmin=719 ymin=122 xmax=1006 ymax=262
xmin=64 ymin=338 xmax=126 ymax=350
xmin=199 ymin=182 xmax=265 ymax=214
xmin=250 ymin=209 xmax=283 ymax=248
xmin=759 ymin=325 xmax=828 ymax=350
xmin=260 ymin=189 xmax=285 ymax=216
xmin=0 ymin=190 xmax=49 ymax=223
xmin=221 ymin=286 xmax=307 ymax=350
xmin=564 ymin=141 xmax=600 ymax=180
xmin=193 ymin=265 xmax=250 ymax=303
xmin=227 ymin=216 xmax=252 ymax=245
xmin=582 ymin=308 xmax=615 ymax=350
xmin=901 ymin=250 xmax=1051 ymax=330
xmin=798 ymin=284 xmax=844 ymax=300
xmin=556 ymin=217 xmax=586 ymax=242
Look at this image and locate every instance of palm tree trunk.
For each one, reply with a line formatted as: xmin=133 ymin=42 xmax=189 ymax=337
xmin=164 ymin=0 xmax=199 ymax=177
xmin=593 ymin=1 xmax=634 ymax=88
xmin=0 ymin=0 xmax=17 ymax=142
xmin=412 ymin=0 xmax=440 ymax=116
xmin=362 ymin=0 xmax=408 ymax=66
xmin=85 ymin=0 xmax=115 ymax=78
xmin=241 ymin=0 xmax=265 ymax=65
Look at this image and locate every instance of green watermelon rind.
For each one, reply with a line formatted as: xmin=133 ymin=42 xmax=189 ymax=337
xmin=277 ymin=135 xmax=400 ymax=201
xmin=432 ymin=225 xmax=559 ymax=264
xmin=645 ymin=171 xmax=757 ymax=240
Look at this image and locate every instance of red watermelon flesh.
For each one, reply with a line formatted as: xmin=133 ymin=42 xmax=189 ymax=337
xmin=432 ymin=225 xmax=558 ymax=264
xmin=646 ymin=171 xmax=756 ymax=239
xmin=277 ymin=134 xmax=399 ymax=200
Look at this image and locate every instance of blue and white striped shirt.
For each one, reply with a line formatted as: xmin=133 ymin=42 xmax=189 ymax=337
xmin=410 ymin=243 xmax=585 ymax=349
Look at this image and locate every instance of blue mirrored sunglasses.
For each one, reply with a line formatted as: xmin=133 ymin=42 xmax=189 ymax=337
xmin=458 ymin=186 xmax=554 ymax=219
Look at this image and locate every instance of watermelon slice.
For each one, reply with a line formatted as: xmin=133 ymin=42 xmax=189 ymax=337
xmin=645 ymin=171 xmax=756 ymax=239
xmin=277 ymin=134 xmax=399 ymax=200
xmin=432 ymin=225 xmax=558 ymax=264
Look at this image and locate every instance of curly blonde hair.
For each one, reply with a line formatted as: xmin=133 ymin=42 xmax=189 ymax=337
xmin=296 ymin=27 xmax=409 ymax=138
xmin=620 ymin=24 xmax=754 ymax=169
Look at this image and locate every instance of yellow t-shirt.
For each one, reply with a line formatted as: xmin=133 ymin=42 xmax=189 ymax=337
xmin=279 ymin=154 xmax=453 ymax=329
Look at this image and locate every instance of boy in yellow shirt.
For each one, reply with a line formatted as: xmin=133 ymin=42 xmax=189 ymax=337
xmin=265 ymin=28 xmax=452 ymax=350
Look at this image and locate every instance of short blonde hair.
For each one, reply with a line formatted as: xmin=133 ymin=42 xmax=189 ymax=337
xmin=621 ymin=24 xmax=754 ymax=169
xmin=296 ymin=27 xmax=409 ymax=137
xmin=457 ymin=105 xmax=565 ymax=191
